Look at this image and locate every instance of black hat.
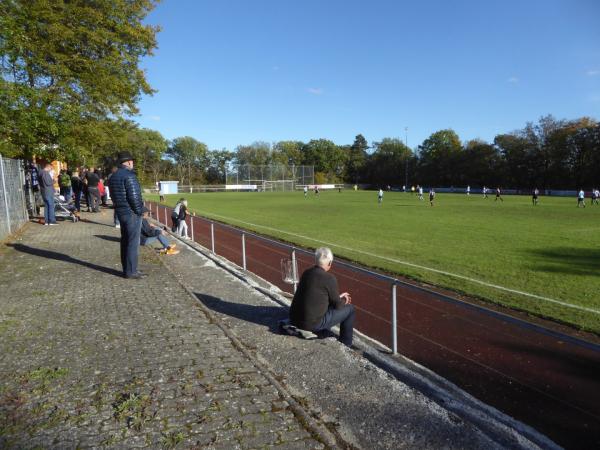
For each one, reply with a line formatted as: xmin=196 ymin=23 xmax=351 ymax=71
xmin=116 ymin=151 xmax=135 ymax=164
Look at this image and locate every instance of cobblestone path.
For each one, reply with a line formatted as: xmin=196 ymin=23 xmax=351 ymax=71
xmin=0 ymin=213 xmax=329 ymax=449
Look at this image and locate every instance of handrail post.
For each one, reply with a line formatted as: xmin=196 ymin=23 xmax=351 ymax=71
xmin=155 ymin=202 xmax=159 ymax=221
xmin=242 ymin=232 xmax=246 ymax=270
xmin=291 ymin=248 xmax=298 ymax=293
xmin=0 ymin=157 xmax=11 ymax=234
xmin=211 ymin=222 xmax=215 ymax=253
xmin=191 ymin=214 xmax=195 ymax=242
xmin=392 ymin=282 xmax=398 ymax=354
xmin=164 ymin=207 xmax=167 ymax=227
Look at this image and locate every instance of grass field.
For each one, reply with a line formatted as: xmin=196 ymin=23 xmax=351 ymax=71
xmin=150 ymin=190 xmax=600 ymax=334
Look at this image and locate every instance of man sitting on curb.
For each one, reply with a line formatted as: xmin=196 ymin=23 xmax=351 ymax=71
xmin=282 ymin=247 xmax=355 ymax=347
xmin=140 ymin=207 xmax=179 ymax=255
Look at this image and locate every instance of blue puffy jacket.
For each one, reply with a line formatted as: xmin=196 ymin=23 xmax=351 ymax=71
xmin=108 ymin=165 xmax=143 ymax=216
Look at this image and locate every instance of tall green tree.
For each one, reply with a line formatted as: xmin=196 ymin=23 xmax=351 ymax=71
xmin=301 ymin=139 xmax=346 ymax=182
xmin=366 ymin=138 xmax=412 ymax=186
xmin=272 ymin=141 xmax=304 ymax=166
xmin=346 ymin=134 xmax=368 ymax=183
xmin=167 ymin=137 xmax=208 ymax=186
xmin=0 ymin=0 xmax=159 ymax=159
xmin=417 ymin=129 xmax=462 ymax=185
xmin=235 ymin=142 xmax=271 ymax=166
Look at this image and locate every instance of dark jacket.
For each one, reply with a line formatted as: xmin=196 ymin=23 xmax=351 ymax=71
xmin=71 ymin=176 xmax=83 ymax=193
xmin=39 ymin=170 xmax=55 ymax=196
xmin=108 ymin=165 xmax=143 ymax=216
xmin=289 ymin=266 xmax=344 ymax=331
xmin=140 ymin=218 xmax=160 ymax=245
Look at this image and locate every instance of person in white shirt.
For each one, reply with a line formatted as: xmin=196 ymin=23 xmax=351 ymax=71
xmin=429 ymin=188 xmax=435 ymax=206
xmin=303 ymin=186 xmax=308 ymax=197
xmin=378 ymin=188 xmax=383 ymax=205
xmin=418 ymin=186 xmax=424 ymax=201
xmin=466 ymin=185 xmax=470 ymax=196
xmin=577 ymin=190 xmax=586 ymax=208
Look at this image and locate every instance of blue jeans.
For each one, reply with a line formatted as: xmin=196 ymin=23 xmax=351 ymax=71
xmin=315 ymin=304 xmax=355 ymax=346
xmin=42 ymin=191 xmax=56 ymax=224
xmin=117 ymin=213 xmax=142 ymax=277
xmin=143 ymin=234 xmax=169 ymax=249
xmin=113 ymin=209 xmax=120 ymax=226
xmin=73 ymin=190 xmax=81 ymax=211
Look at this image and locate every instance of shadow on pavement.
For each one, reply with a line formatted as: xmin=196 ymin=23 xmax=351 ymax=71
xmin=194 ymin=292 xmax=285 ymax=333
xmin=6 ymin=243 xmax=123 ymax=277
xmin=94 ymin=234 xmax=120 ymax=242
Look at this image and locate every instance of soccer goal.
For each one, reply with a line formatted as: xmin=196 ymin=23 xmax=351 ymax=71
xmin=263 ymin=180 xmax=296 ymax=191
xmin=226 ymin=164 xmax=314 ymax=191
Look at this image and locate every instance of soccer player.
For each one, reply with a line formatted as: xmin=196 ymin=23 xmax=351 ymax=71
xmin=314 ymin=186 xmax=319 ymax=196
xmin=378 ymin=188 xmax=383 ymax=205
xmin=482 ymin=186 xmax=488 ymax=199
xmin=591 ymin=188 xmax=599 ymax=205
xmin=494 ymin=187 xmax=503 ymax=202
xmin=466 ymin=185 xmax=470 ymax=196
xmin=418 ymin=185 xmax=424 ymax=201
xmin=532 ymin=188 xmax=539 ymax=206
xmin=303 ymin=186 xmax=308 ymax=197
xmin=577 ymin=189 xmax=586 ymax=208
xmin=429 ymin=188 xmax=435 ymax=206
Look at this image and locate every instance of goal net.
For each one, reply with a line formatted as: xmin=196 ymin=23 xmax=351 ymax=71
xmin=226 ymin=164 xmax=314 ymax=190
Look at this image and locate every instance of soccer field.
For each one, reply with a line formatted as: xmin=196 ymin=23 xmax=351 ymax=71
xmin=152 ymin=190 xmax=600 ymax=334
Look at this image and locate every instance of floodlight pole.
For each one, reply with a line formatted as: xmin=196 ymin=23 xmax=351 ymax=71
xmin=404 ymin=127 xmax=409 ymax=189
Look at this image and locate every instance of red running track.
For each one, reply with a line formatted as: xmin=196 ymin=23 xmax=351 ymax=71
xmin=148 ymin=202 xmax=600 ymax=449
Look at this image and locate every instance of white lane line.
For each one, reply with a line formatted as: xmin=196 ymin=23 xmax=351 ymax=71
xmin=208 ymin=212 xmax=600 ymax=315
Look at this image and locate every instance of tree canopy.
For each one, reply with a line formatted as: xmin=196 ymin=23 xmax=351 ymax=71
xmin=0 ymin=0 xmax=159 ymax=160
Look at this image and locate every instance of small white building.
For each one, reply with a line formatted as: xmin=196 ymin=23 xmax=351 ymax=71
xmin=158 ymin=181 xmax=179 ymax=195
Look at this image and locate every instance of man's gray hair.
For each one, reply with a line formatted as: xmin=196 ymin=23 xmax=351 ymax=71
xmin=315 ymin=247 xmax=333 ymax=267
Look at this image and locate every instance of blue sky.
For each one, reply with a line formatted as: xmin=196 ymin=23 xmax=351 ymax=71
xmin=135 ymin=0 xmax=600 ymax=151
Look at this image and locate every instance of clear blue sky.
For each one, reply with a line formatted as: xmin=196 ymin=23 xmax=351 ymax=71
xmin=135 ymin=0 xmax=600 ymax=151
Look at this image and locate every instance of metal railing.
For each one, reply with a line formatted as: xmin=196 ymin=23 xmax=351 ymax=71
xmin=0 ymin=156 xmax=28 ymax=240
xmin=145 ymin=200 xmax=406 ymax=352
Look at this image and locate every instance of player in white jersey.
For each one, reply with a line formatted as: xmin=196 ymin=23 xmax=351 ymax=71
xmin=418 ymin=186 xmax=424 ymax=201
xmin=466 ymin=185 xmax=470 ymax=196
xmin=303 ymin=186 xmax=308 ymax=197
xmin=429 ymin=189 xmax=435 ymax=206
xmin=577 ymin=189 xmax=585 ymax=208
xmin=378 ymin=188 xmax=383 ymax=205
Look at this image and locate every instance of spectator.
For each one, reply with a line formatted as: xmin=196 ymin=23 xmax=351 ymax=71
xmin=171 ymin=198 xmax=184 ymax=232
xmin=59 ymin=169 xmax=72 ymax=201
xmin=71 ymin=170 xmax=83 ymax=212
xmin=177 ymin=199 xmax=190 ymax=239
xmin=140 ymin=207 xmax=179 ymax=254
xmin=84 ymin=167 xmax=101 ymax=212
xmin=98 ymin=177 xmax=107 ymax=207
xmin=106 ymin=165 xmax=120 ymax=228
xmin=39 ymin=163 xmax=58 ymax=226
xmin=288 ymin=247 xmax=355 ymax=347
xmin=108 ymin=151 xmax=145 ymax=279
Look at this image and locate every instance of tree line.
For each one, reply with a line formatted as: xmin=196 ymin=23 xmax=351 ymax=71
xmin=1 ymin=2 xmax=598 ymax=189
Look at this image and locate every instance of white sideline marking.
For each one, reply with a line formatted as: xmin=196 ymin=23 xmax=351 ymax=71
xmin=209 ymin=212 xmax=600 ymax=315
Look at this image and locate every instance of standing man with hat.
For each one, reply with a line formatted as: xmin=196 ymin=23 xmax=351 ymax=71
xmin=108 ymin=151 xmax=145 ymax=279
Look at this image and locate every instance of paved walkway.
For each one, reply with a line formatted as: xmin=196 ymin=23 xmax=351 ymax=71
xmin=0 ymin=210 xmax=556 ymax=449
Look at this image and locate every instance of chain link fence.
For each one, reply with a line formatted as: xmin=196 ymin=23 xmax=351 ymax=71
xmin=0 ymin=156 xmax=29 ymax=240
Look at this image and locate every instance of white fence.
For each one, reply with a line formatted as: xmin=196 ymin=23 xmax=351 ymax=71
xmin=0 ymin=156 xmax=28 ymax=240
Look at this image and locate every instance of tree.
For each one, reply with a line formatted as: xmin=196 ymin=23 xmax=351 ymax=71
xmin=346 ymin=134 xmax=368 ymax=183
xmin=365 ymin=138 xmax=412 ymax=186
xmin=272 ymin=141 xmax=304 ymax=166
xmin=460 ymin=139 xmax=504 ymax=187
xmin=566 ymin=123 xmax=600 ymax=188
xmin=0 ymin=0 xmax=159 ymax=159
xmin=167 ymin=137 xmax=208 ymax=186
xmin=301 ymin=139 xmax=347 ymax=182
xmin=205 ymin=149 xmax=235 ymax=183
xmin=417 ymin=129 xmax=462 ymax=185
xmin=235 ymin=142 xmax=271 ymax=166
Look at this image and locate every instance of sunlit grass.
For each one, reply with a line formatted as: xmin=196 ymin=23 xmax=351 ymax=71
xmin=149 ymin=190 xmax=600 ymax=334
